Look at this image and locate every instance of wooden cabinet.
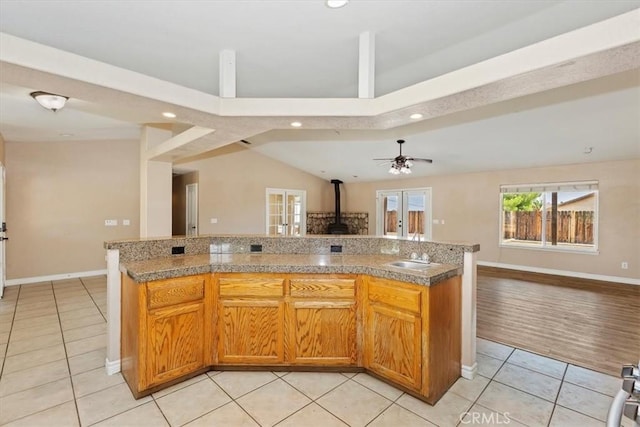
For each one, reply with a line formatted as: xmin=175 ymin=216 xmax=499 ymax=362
xmin=121 ymin=273 xmax=212 ymax=397
xmin=363 ymin=275 xmax=461 ymax=403
xmin=364 ymin=277 xmax=423 ymax=391
xmin=122 ymin=270 xmax=460 ymax=403
xmin=215 ymin=274 xmax=286 ymax=364
xmin=288 ymin=276 xmax=359 ymax=366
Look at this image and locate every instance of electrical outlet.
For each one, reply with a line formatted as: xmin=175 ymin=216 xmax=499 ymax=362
xmin=104 ymin=219 xmax=118 ymax=226
xmin=210 ymin=218 xmax=218 ymax=224
xmin=122 ymin=219 xmax=130 ymax=226
xmin=621 ymin=262 xmax=629 ymax=270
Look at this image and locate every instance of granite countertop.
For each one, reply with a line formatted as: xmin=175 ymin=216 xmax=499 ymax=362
xmin=121 ymin=254 xmax=463 ymax=286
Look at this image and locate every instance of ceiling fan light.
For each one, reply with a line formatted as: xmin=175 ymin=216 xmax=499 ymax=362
xmin=388 ymin=165 xmax=400 ymax=175
xmin=400 ymin=166 xmax=412 ymax=174
xmin=30 ymin=91 xmax=68 ymax=112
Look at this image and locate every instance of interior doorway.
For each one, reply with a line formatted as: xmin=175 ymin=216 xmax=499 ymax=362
xmin=186 ymin=183 xmax=198 ymax=236
xmin=171 ymin=170 xmax=199 ymax=236
xmin=376 ymin=188 xmax=432 ymax=240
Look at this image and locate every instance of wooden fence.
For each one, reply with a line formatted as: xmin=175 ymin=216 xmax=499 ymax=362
xmin=385 ymin=211 xmax=424 ymax=234
xmin=503 ymin=210 xmax=594 ymax=244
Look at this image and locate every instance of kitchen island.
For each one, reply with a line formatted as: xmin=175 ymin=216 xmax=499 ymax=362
xmin=105 ymin=235 xmax=480 ymax=404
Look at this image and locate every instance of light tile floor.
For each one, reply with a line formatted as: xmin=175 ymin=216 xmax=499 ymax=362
xmin=0 ymin=277 xmax=631 ymax=426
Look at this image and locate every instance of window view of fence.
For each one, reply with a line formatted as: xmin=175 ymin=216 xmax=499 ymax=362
xmin=499 ymin=181 xmax=598 ymax=251
xmin=503 ymin=210 xmax=594 ymax=244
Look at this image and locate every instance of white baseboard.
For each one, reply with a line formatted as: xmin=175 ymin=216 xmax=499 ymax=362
xmin=478 ymin=261 xmax=639 ymax=286
xmin=6 ymin=269 xmax=108 ymax=286
xmin=105 ymin=357 xmax=121 ymax=375
xmin=461 ymin=363 xmax=478 ymax=380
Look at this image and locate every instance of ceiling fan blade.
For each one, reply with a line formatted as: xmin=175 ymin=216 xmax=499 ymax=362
xmin=409 ymin=158 xmax=433 ymax=163
xmin=373 ymin=158 xmax=394 ymax=161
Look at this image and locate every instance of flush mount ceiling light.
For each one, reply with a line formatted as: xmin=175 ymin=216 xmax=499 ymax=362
xmin=290 ymin=121 xmax=302 ymax=127
xmin=30 ymin=91 xmax=68 ymax=112
xmin=162 ymin=112 xmax=176 ymax=118
xmin=326 ymin=0 xmax=349 ymax=8
xmin=410 ymin=113 xmax=423 ymax=120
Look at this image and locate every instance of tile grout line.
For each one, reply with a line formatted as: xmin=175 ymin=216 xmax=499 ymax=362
xmin=51 ymin=279 xmax=83 ymax=427
xmin=454 ymin=347 xmax=516 ymax=427
xmin=0 ymin=284 xmax=21 ymax=379
xmin=79 ymin=277 xmax=107 ymax=322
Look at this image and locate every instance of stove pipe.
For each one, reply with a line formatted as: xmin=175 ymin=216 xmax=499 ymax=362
xmin=328 ymin=179 xmax=349 ymax=234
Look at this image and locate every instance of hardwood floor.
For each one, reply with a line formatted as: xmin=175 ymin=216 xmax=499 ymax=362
xmin=477 ymin=266 xmax=640 ymax=376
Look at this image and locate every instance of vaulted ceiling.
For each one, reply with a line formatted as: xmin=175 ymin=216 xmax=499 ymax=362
xmin=1 ymin=1 xmax=639 ymax=182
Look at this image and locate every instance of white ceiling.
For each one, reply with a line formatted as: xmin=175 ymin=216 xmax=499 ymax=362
xmin=0 ymin=0 xmax=639 ymax=182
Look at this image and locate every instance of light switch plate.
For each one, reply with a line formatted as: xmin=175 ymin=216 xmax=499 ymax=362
xmin=105 ymin=219 xmax=118 ymax=226
xmin=210 ymin=218 xmax=218 ymax=224
xmin=122 ymin=219 xmax=130 ymax=226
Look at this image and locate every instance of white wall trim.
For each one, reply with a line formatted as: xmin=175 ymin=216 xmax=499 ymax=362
xmin=105 ymin=357 xmax=121 ymax=376
xmin=461 ymin=363 xmax=478 ymax=380
xmin=6 ymin=269 xmax=107 ymax=286
xmin=478 ymin=261 xmax=640 ymax=286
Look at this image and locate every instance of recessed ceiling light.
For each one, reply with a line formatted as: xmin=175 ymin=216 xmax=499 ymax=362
xmin=326 ymin=0 xmax=349 ymax=8
xmin=59 ymin=133 xmax=74 ymax=137
xmin=290 ymin=121 xmax=302 ymax=127
xmin=410 ymin=113 xmax=423 ymax=120
xmin=162 ymin=112 xmax=176 ymax=118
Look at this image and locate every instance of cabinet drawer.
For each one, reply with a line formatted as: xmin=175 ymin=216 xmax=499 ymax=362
xmin=290 ymin=278 xmax=355 ymax=299
xmin=147 ymin=275 xmax=205 ymax=310
xmin=367 ymin=279 xmax=422 ymax=313
xmin=218 ymin=277 xmax=285 ymax=297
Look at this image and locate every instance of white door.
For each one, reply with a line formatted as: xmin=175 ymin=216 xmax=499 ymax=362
xmin=0 ymin=165 xmax=6 ymax=298
xmin=377 ymin=188 xmax=432 ymax=240
xmin=186 ymin=183 xmax=198 ymax=236
xmin=266 ymin=188 xmax=306 ymax=236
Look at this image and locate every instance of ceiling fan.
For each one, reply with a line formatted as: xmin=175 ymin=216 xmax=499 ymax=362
xmin=374 ymin=139 xmax=433 ymax=175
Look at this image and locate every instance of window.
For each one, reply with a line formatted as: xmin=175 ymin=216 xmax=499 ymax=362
xmin=500 ymin=181 xmax=598 ymax=252
xmin=376 ymin=188 xmax=432 ymax=240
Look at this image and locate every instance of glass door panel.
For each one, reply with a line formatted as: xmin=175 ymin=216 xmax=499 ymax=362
xmin=266 ymin=189 xmax=306 ymax=236
xmin=377 ymin=188 xmax=431 ymax=240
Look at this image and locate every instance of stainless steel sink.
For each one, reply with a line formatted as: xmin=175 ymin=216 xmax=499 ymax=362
xmin=386 ymin=260 xmax=440 ymax=270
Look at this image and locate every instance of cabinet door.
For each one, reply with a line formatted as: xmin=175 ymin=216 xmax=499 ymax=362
xmin=290 ymin=300 xmax=357 ymax=365
xmin=146 ymin=301 xmax=205 ymax=387
xmin=218 ymin=299 xmax=285 ymax=364
xmin=365 ymin=302 xmax=422 ymax=390
xmin=364 ymin=277 xmax=423 ymax=391
xmin=288 ymin=277 xmax=358 ymax=366
xmin=216 ymin=275 xmax=286 ymax=364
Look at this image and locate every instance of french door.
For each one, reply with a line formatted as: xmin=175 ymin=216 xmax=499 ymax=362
xmin=266 ymin=189 xmax=306 ymax=236
xmin=376 ymin=188 xmax=431 ymax=240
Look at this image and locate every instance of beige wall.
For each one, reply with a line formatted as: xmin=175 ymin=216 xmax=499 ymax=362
xmin=172 ymin=171 xmax=198 ymax=235
xmin=344 ymin=159 xmax=640 ymax=280
xmin=177 ymin=145 xmax=332 ymax=234
xmin=6 ymin=139 xmax=140 ymax=280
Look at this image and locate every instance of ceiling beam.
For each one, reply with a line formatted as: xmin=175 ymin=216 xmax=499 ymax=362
xmin=144 ymin=126 xmax=216 ymax=160
xmin=219 ymin=49 xmax=236 ymax=98
xmin=358 ymin=31 xmax=375 ymax=99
